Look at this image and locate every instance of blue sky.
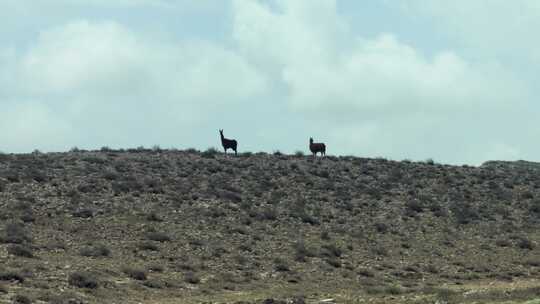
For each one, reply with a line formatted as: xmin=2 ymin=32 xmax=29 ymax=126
xmin=1 ymin=0 xmax=539 ymax=165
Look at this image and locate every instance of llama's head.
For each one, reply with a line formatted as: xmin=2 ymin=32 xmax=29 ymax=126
xmin=219 ymin=129 xmax=223 ymax=135
xmin=309 ymin=137 xmax=314 ymax=144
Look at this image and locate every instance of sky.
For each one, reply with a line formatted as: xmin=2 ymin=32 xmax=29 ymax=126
xmin=1 ymin=0 xmax=539 ymax=165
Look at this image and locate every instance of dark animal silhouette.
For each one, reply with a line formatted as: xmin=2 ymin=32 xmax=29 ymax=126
xmin=309 ymin=137 xmax=326 ymax=156
xmin=220 ymin=129 xmax=237 ymax=155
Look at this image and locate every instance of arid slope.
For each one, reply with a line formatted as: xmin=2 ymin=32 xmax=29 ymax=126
xmin=1 ymin=149 xmax=540 ymax=303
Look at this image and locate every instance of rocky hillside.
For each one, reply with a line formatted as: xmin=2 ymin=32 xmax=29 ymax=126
xmin=1 ymin=149 xmax=540 ymax=304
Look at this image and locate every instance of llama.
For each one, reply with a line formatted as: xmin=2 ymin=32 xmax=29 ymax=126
xmin=219 ymin=129 xmax=237 ymax=155
xmin=309 ymin=137 xmax=326 ymax=157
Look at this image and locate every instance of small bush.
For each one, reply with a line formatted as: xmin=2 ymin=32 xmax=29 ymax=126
xmin=27 ymin=169 xmax=47 ymax=183
xmin=12 ymin=294 xmax=32 ymax=304
xmin=525 ymin=259 xmax=540 ymax=267
xmin=325 ymin=257 xmax=341 ymax=268
xmin=68 ymin=272 xmax=98 ymax=289
xmin=4 ymin=170 xmax=20 ymax=183
xmin=41 ymin=292 xmax=83 ymax=304
xmin=358 ymin=268 xmax=375 ymax=277
xmin=495 ymin=239 xmax=511 ymax=247
xmin=184 ymin=272 xmax=201 ymax=284
xmin=0 ymin=271 xmax=25 ymax=282
xmin=530 ymin=199 xmax=540 ymax=214
xmin=521 ymin=191 xmax=534 ymax=200
xmin=79 ymin=244 xmax=111 ymax=257
xmin=273 ymin=150 xmax=283 ymax=156
xmin=143 ymin=279 xmax=165 ymax=289
xmin=452 ymin=201 xmax=479 ymax=225
xmin=294 ymin=242 xmax=317 ymax=262
xmin=217 ymin=190 xmax=242 ymax=203
xmin=374 ymin=222 xmax=389 ymax=234
xmin=517 ymin=237 xmax=535 ymax=250
xmin=431 ymin=287 xmax=460 ymax=302
xmin=1 ymin=222 xmax=31 ymax=244
xmin=405 ymin=199 xmax=424 ymax=214
xmin=7 ymin=244 xmax=34 ymax=258
xmin=72 ymin=209 xmax=94 ymax=218
xmin=321 ymin=243 xmax=342 ymax=258
xmin=202 ymin=147 xmax=219 ymax=159
xmin=123 ymin=267 xmax=147 ymax=281
xmin=372 ymin=246 xmax=388 ymax=257
xmin=320 ymin=230 xmax=331 ymax=241
xmin=103 ymin=171 xmax=119 ymax=181
xmin=20 ymin=211 xmax=35 ymax=223
xmin=425 ymin=264 xmax=440 ymax=274
xmin=147 ymin=264 xmax=165 ymax=273
xmin=274 ymin=258 xmax=290 ymax=272
xmin=385 ymin=285 xmax=405 ymax=295
xmin=256 ymin=207 xmax=278 ymax=221
xmin=294 ymin=151 xmax=304 ymax=157
xmin=138 ymin=241 xmax=159 ymax=251
xmin=146 ymin=232 xmax=171 ymax=242
xmin=146 ymin=211 xmax=163 ymax=222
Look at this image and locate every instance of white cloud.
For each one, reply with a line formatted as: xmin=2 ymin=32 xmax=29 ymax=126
xmin=234 ymin=1 xmax=526 ymax=114
xmin=2 ymin=0 xmax=191 ymax=9
xmin=400 ymin=1 xmax=540 ymax=64
xmin=0 ymin=101 xmax=75 ymax=152
xmin=232 ymin=0 xmax=533 ymax=164
xmin=21 ymin=21 xmax=146 ymax=96
xmin=0 ymin=20 xmax=267 ymax=151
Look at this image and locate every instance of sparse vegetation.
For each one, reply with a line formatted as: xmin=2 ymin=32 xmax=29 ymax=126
xmin=0 ymin=151 xmax=539 ymax=303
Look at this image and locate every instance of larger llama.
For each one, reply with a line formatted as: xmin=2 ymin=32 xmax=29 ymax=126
xmin=309 ymin=137 xmax=326 ymax=156
xmin=219 ymin=129 xmax=237 ymax=155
